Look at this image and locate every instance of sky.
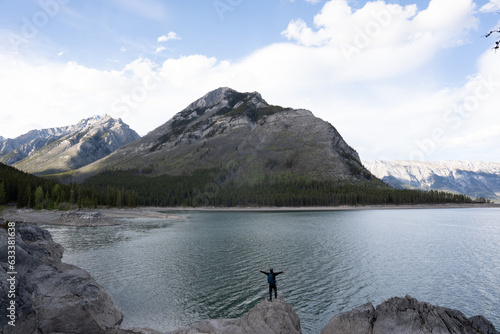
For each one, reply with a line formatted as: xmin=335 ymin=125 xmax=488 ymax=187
xmin=0 ymin=0 xmax=499 ymax=162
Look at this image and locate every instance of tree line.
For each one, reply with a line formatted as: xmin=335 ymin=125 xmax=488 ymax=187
xmin=84 ymin=168 xmax=481 ymax=207
xmin=0 ymin=163 xmax=138 ymax=209
xmin=1 ymin=163 xmax=487 ymax=209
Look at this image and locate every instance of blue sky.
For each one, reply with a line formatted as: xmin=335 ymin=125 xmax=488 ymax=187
xmin=1 ymin=0 xmax=499 ymax=162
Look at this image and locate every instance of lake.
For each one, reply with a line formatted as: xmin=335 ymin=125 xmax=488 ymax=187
xmin=44 ymin=208 xmax=500 ymax=333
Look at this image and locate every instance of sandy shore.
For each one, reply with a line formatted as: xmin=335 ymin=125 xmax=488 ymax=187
xmin=1 ymin=203 xmax=497 ymax=226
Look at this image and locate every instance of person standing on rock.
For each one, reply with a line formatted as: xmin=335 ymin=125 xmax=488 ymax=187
xmin=258 ymin=268 xmax=285 ymax=301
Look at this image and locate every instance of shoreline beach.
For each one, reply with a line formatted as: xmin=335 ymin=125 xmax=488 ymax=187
xmin=0 ymin=203 xmax=497 ymax=226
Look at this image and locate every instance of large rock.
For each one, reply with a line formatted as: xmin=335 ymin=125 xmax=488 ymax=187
xmin=167 ymin=295 xmax=302 ymax=334
xmin=0 ymin=220 xmax=123 ymax=334
xmin=321 ymin=295 xmax=498 ymax=334
xmin=57 ymin=210 xmax=120 ymax=226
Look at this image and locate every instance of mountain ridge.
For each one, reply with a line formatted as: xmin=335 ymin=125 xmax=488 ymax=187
xmin=364 ymin=160 xmax=500 ymax=200
xmin=0 ymin=115 xmax=140 ymax=175
xmin=1 ymin=88 xmax=481 ymax=207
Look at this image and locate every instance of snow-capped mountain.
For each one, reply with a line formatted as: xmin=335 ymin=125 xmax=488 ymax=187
xmin=363 ymin=160 xmax=500 ymax=200
xmin=0 ymin=115 xmax=140 ymax=175
xmin=0 ymin=115 xmax=113 ymax=162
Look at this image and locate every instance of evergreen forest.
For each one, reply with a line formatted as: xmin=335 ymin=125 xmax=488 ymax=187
xmin=0 ymin=163 xmax=137 ymax=209
xmin=1 ymin=163 xmax=488 ymax=209
xmin=84 ymin=168 xmax=481 ymax=207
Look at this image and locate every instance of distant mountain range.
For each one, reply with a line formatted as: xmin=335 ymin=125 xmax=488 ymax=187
xmin=0 ymin=115 xmax=139 ymax=175
xmin=2 ymin=88 xmax=498 ymax=205
xmin=364 ymin=160 xmax=500 ymax=201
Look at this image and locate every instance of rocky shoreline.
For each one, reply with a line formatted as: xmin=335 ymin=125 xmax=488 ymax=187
xmin=0 ymin=208 xmax=184 ymax=226
xmin=0 ymin=221 xmax=498 ymax=334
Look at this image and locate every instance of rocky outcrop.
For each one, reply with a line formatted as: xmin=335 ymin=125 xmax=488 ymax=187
xmin=321 ymin=295 xmax=499 ymax=334
xmin=0 ymin=220 xmax=123 ymax=334
xmin=167 ymin=295 xmax=302 ymax=334
xmin=57 ymin=210 xmax=120 ymax=226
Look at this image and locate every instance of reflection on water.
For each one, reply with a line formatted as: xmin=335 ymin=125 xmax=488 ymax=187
xmin=45 ymin=208 xmax=500 ymax=333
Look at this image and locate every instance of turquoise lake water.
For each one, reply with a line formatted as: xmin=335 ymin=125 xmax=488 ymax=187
xmin=44 ymin=208 xmax=500 ymax=333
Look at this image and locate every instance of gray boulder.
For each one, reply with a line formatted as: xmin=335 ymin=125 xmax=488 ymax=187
xmin=0 ymin=220 xmax=123 ymax=334
xmin=58 ymin=210 xmax=119 ymax=226
xmin=321 ymin=295 xmax=498 ymax=334
xmin=167 ymin=294 xmax=302 ymax=334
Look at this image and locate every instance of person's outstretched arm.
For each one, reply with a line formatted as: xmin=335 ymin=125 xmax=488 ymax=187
xmin=258 ymin=269 xmax=269 ymax=275
xmin=275 ymin=271 xmax=286 ymax=276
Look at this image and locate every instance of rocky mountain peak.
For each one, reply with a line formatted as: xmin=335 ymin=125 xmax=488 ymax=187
xmin=75 ymin=114 xmax=118 ymax=131
xmin=183 ymin=87 xmax=269 ymax=116
xmin=88 ymin=87 xmax=369 ymax=184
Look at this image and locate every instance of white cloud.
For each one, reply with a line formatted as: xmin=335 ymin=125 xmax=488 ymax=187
xmin=0 ymin=54 xmax=125 ymax=137
xmin=154 ymin=46 xmax=166 ymax=54
xmin=157 ymin=32 xmax=181 ymax=43
xmin=282 ymin=0 xmax=477 ymax=64
xmin=480 ymin=0 xmax=500 ymax=13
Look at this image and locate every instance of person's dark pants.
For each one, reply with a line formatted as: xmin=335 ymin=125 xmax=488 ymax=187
xmin=269 ymin=283 xmax=277 ymax=300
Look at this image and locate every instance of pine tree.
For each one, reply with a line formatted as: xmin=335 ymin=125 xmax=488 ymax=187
xmin=0 ymin=181 xmax=6 ymax=205
xmin=34 ymin=186 xmax=44 ymax=209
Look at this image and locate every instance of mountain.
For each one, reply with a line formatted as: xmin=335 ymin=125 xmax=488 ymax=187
xmin=72 ymin=88 xmax=476 ymax=207
xmin=0 ymin=125 xmax=78 ymax=163
xmin=363 ymin=160 xmax=500 ymax=201
xmin=76 ymin=87 xmax=371 ymax=183
xmin=0 ymin=115 xmax=140 ymax=175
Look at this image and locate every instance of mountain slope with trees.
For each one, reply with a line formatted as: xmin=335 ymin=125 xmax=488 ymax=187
xmin=74 ymin=88 xmax=478 ymax=207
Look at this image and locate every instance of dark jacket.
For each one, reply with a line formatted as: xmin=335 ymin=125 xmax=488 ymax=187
xmin=260 ymin=270 xmax=283 ymax=285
